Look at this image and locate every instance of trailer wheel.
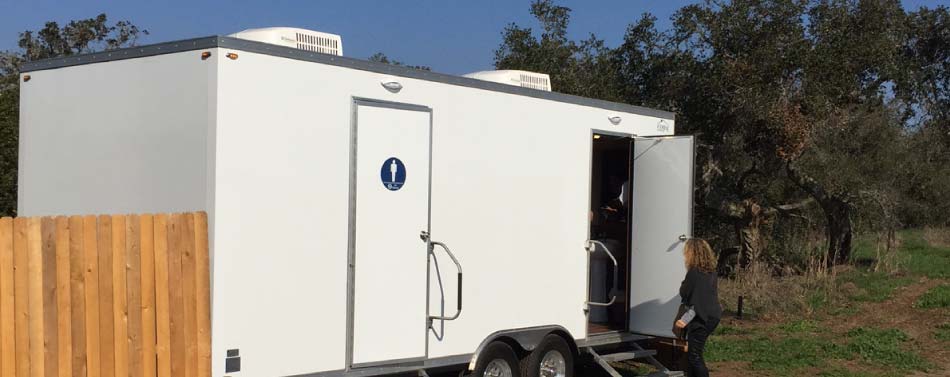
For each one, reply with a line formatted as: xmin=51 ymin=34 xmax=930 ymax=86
xmin=520 ymin=334 xmax=573 ymax=377
xmin=472 ymin=341 xmax=521 ymax=377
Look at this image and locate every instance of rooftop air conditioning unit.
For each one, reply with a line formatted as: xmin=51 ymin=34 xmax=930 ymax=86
xmin=229 ymin=27 xmax=342 ymax=56
xmin=463 ymin=70 xmax=552 ymax=91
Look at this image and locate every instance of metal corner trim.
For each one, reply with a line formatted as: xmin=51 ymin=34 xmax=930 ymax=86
xmin=215 ymin=36 xmax=674 ymax=119
xmin=20 ymin=34 xmax=675 ymax=119
xmin=20 ymin=36 xmax=221 ymax=73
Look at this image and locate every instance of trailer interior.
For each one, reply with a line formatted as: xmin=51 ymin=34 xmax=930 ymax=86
xmin=588 ymin=132 xmax=633 ymax=334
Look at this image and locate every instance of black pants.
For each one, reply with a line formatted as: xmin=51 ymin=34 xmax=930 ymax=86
xmin=686 ymin=324 xmax=711 ymax=377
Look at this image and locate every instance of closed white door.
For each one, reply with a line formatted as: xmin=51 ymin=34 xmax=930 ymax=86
xmin=628 ymin=136 xmax=694 ymax=337
xmin=351 ymin=100 xmax=431 ymax=366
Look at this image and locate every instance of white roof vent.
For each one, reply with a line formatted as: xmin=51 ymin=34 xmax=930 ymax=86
xmin=229 ymin=27 xmax=342 ymax=56
xmin=463 ymin=70 xmax=551 ymax=92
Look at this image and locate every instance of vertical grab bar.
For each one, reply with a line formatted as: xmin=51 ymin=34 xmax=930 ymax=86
xmin=586 ymin=240 xmax=618 ymax=307
xmin=429 ymin=241 xmax=463 ymax=320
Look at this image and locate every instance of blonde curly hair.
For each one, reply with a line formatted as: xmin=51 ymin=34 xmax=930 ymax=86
xmin=684 ymin=238 xmax=717 ymax=273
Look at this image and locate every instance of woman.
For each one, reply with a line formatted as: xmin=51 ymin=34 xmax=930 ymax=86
xmin=675 ymin=238 xmax=722 ymax=377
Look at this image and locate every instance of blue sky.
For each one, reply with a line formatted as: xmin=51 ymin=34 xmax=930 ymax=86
xmin=1 ymin=0 xmax=945 ymax=75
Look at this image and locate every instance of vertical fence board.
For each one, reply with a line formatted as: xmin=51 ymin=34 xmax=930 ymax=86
xmin=40 ymin=219 xmax=59 ymax=377
xmin=0 ymin=218 xmax=15 ymax=377
xmin=193 ymin=213 xmax=210 ymax=377
xmin=110 ymin=217 xmax=127 ymax=377
xmin=152 ymin=215 xmax=170 ymax=377
xmin=13 ymin=218 xmax=30 ymax=377
xmin=28 ymin=219 xmax=44 ymax=377
xmin=95 ymin=216 xmax=113 ymax=377
xmin=1 ymin=212 xmax=208 ymax=377
xmin=138 ymin=215 xmax=155 ymax=377
xmin=125 ymin=216 xmax=142 ymax=377
xmin=81 ymin=217 xmax=99 ymax=377
xmin=166 ymin=215 xmax=184 ymax=377
xmin=181 ymin=214 xmax=197 ymax=377
xmin=67 ymin=216 xmax=85 ymax=377
xmin=54 ymin=218 xmax=71 ymax=377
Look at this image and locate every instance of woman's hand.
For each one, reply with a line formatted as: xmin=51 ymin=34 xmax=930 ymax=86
xmin=675 ymin=320 xmax=687 ymax=329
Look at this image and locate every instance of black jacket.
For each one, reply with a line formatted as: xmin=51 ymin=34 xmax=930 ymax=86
xmin=679 ymin=268 xmax=722 ymax=329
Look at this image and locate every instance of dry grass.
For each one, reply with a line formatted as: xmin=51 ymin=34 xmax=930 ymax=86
xmin=718 ymin=261 xmax=845 ymax=320
xmin=718 ymin=231 xmax=917 ymax=320
xmin=923 ymin=227 xmax=950 ymax=248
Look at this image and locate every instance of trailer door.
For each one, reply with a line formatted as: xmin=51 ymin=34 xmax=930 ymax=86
xmin=628 ymin=136 xmax=693 ymax=337
xmin=349 ymin=100 xmax=431 ymax=366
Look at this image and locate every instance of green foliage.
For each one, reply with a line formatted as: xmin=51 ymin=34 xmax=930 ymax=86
xmin=900 ymin=231 xmax=950 ymax=278
xmin=815 ymin=367 xmax=877 ymax=377
xmin=915 ymin=285 xmax=950 ymax=309
xmin=827 ymin=303 xmax=860 ymax=317
xmin=16 ymin=14 xmax=147 ymax=61
xmin=841 ymin=270 xmax=913 ymax=302
xmin=777 ymin=319 xmax=820 ymax=334
xmin=367 ymin=52 xmax=431 ymax=71
xmin=610 ymin=361 xmax=656 ymax=376
xmin=0 ymin=70 xmax=17 ymax=216
xmin=0 ymin=14 xmax=146 ymax=216
xmin=497 ymin=1 xmax=950 ymax=262
xmin=494 ymin=0 xmax=622 ymax=101
xmin=706 ymin=324 xmax=930 ymax=375
xmin=845 ymin=327 xmax=929 ymax=371
xmin=936 ymin=323 xmax=950 ymax=342
xmin=714 ymin=324 xmax=750 ymax=335
xmin=706 ymin=334 xmax=850 ymax=375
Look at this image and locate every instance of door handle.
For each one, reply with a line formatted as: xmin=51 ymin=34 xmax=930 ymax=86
xmin=585 ymin=240 xmax=618 ymax=308
xmin=679 ymin=234 xmax=689 ymax=242
xmin=429 ymin=241 xmax=463 ymax=321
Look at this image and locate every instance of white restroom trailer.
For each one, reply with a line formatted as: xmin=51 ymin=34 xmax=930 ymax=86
xmin=18 ymin=30 xmax=692 ymax=377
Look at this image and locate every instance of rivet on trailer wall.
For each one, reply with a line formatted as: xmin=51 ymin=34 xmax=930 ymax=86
xmin=22 ymin=75 xmax=31 ymax=82
xmin=226 ymin=52 xmax=239 ymax=60
xmin=201 ymin=51 xmax=212 ymax=60
xmin=607 ymin=115 xmax=622 ymax=125
xmin=380 ymin=78 xmax=403 ymax=93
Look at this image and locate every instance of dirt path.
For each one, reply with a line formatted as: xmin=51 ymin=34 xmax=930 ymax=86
xmin=845 ymin=277 xmax=949 ymax=376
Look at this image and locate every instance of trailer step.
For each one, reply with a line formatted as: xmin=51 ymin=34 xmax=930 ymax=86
xmin=585 ymin=345 xmax=684 ymax=377
xmin=582 ymin=332 xmax=652 ymax=348
xmin=599 ymin=350 xmax=657 ymax=362
xmin=586 ymin=349 xmax=623 ymax=377
xmin=646 ymin=372 xmax=685 ymax=377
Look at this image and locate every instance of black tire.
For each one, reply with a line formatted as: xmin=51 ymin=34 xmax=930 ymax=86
xmin=472 ymin=341 xmax=522 ymax=377
xmin=520 ymin=334 xmax=574 ymax=377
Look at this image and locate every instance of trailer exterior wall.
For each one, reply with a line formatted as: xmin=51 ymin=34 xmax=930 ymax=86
xmin=211 ymin=48 xmax=674 ymax=377
xmin=17 ymin=51 xmax=215 ymax=217
xmin=17 ymin=38 xmax=682 ymax=377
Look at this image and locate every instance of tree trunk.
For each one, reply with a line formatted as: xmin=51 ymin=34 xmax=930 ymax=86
xmin=721 ymin=199 xmax=765 ymax=270
xmin=786 ymin=162 xmax=853 ymax=265
xmin=823 ymin=199 xmax=853 ymax=264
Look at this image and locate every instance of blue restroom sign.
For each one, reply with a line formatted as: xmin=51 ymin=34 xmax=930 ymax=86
xmin=380 ymin=157 xmax=406 ymax=191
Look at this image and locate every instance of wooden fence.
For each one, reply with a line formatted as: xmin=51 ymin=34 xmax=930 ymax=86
xmin=0 ymin=212 xmax=210 ymax=377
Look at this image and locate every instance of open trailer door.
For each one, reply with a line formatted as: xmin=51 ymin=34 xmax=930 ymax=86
xmin=628 ymin=136 xmax=694 ymax=337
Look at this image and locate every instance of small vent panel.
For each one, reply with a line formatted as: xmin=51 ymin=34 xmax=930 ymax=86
xmin=462 ymin=70 xmax=553 ymax=92
xmin=295 ymin=32 xmax=340 ymax=55
xmin=519 ymin=73 xmax=550 ymax=91
xmin=229 ymin=27 xmax=343 ymax=56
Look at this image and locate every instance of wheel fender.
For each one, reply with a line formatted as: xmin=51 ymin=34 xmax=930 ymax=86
xmin=467 ymin=325 xmax=578 ymax=371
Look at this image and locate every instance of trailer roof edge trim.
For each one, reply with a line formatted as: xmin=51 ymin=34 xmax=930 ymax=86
xmin=20 ymin=35 xmax=675 ymax=120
